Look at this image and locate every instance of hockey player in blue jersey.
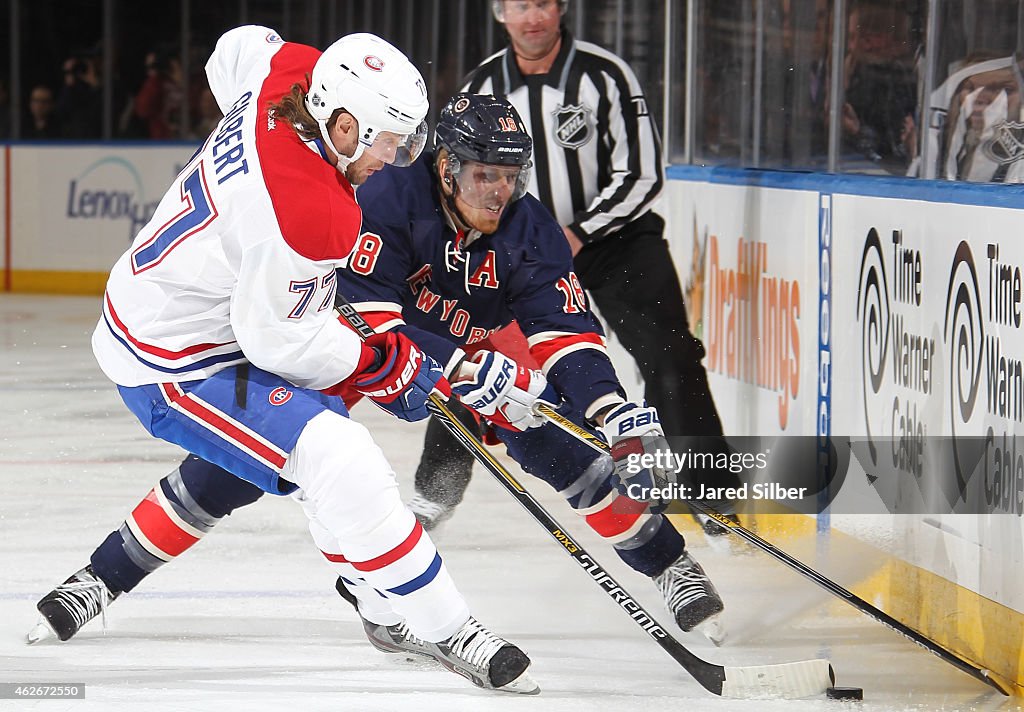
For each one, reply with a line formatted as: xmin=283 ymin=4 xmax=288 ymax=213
xmin=29 ymin=93 xmax=725 ymax=655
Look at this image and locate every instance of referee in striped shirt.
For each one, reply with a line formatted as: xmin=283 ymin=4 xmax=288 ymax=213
xmin=410 ymin=0 xmax=727 ymax=533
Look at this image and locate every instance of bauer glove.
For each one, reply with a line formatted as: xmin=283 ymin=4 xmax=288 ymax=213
xmin=451 ymin=350 xmax=557 ymax=431
xmin=350 ymin=331 xmax=450 ymax=422
xmin=599 ymin=401 xmax=674 ymax=509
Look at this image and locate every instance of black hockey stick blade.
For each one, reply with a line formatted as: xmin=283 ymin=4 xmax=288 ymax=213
xmin=532 ymin=403 xmax=1013 ymax=697
xmin=334 ymin=298 xmax=831 ymax=697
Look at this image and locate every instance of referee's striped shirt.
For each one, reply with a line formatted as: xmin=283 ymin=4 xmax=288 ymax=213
xmin=462 ymin=29 xmax=664 ymax=245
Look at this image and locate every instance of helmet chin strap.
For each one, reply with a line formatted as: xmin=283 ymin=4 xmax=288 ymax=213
xmin=316 ymin=116 xmax=366 ymax=172
xmin=442 ymin=184 xmax=470 ymax=231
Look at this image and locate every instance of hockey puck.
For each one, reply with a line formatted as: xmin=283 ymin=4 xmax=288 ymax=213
xmin=826 ymin=686 xmax=864 ymax=700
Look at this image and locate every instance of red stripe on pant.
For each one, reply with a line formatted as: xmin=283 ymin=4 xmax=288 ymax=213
xmin=160 ymin=383 xmax=287 ymax=470
xmin=585 ymin=495 xmax=649 ymax=538
xmin=130 ymin=489 xmax=200 ymax=557
xmin=320 ymin=521 xmax=425 ymax=569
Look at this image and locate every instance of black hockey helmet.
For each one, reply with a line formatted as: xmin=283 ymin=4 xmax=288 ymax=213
xmin=435 ymin=93 xmax=532 ymax=167
xmin=435 ymin=93 xmax=533 ymax=208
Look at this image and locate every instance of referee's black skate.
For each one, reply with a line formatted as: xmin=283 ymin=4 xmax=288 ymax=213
xmin=27 ymin=565 xmax=120 ymax=643
xmin=693 ymin=509 xmax=741 ymax=538
xmin=692 ymin=505 xmax=742 ymax=555
xmin=428 ymin=617 xmax=539 ymax=694
xmin=654 ymin=551 xmax=726 ymax=644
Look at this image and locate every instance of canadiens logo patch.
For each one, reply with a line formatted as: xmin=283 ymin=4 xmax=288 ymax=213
xmin=363 ymin=55 xmax=385 ymax=71
xmin=552 ymin=104 xmax=594 ymax=149
xmin=269 ymin=387 xmax=293 ymax=406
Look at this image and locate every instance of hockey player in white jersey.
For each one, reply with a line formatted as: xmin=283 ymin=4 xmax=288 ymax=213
xmin=31 ymin=25 xmax=537 ymax=695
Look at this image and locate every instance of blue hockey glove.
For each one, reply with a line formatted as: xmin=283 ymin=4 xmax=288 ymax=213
xmin=351 ymin=331 xmax=450 ymax=422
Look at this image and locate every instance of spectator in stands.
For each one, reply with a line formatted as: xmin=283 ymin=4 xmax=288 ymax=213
xmin=23 ymin=85 xmax=60 ymax=140
xmin=190 ymin=86 xmax=222 ymax=140
xmin=840 ymin=0 xmax=919 ymax=173
xmin=56 ymin=53 xmax=102 ymax=139
xmin=134 ymin=48 xmax=184 ymax=139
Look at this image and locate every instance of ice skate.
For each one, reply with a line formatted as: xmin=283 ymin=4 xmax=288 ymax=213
xmin=337 ymin=580 xmax=537 ymax=693
xmin=426 ymin=616 xmax=539 ymax=694
xmin=27 ymin=565 xmax=120 ymax=644
xmin=408 ymin=491 xmax=455 ymax=531
xmin=335 ymin=578 xmax=434 ymax=660
xmin=654 ymin=551 xmax=726 ymax=644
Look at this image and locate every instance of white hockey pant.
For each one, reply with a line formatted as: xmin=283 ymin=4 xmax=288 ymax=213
xmin=284 ymin=411 xmax=470 ymax=642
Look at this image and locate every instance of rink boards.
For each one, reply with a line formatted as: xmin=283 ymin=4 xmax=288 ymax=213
xmin=663 ymin=165 xmax=1024 ymax=692
xmin=2 ymin=144 xmax=1023 ymax=691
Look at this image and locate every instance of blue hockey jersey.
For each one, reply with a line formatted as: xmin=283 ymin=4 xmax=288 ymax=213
xmin=339 ymin=153 xmax=624 ymax=419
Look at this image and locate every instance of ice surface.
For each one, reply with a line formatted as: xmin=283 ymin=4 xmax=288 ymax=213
xmin=0 ymin=295 xmax=1019 ymax=711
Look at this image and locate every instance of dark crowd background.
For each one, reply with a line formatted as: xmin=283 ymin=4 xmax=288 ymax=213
xmin=1 ymin=0 xmax=1023 ymax=181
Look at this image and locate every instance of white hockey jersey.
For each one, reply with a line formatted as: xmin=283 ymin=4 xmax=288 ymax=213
xmin=93 ymin=26 xmax=366 ymax=389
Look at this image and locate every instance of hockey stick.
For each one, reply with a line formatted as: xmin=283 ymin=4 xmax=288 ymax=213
xmin=335 ymin=298 xmax=833 ymax=698
xmin=530 ymin=402 xmax=1014 ymax=696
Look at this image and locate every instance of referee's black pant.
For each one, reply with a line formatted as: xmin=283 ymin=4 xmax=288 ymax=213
xmin=573 ymin=210 xmax=723 ymax=439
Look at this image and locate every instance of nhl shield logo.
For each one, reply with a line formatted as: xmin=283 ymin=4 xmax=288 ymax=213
xmin=983 ymin=120 xmax=1024 ymax=165
xmin=552 ymin=104 xmax=594 ymax=149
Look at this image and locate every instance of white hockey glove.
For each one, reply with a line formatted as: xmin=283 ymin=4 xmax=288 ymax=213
xmin=451 ymin=350 xmax=556 ymax=431
xmin=599 ymin=402 xmax=673 ymax=508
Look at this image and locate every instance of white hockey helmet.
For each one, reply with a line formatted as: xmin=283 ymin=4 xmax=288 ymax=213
xmin=305 ymin=33 xmax=429 ymax=168
xmin=491 ymin=0 xmax=568 ymax=23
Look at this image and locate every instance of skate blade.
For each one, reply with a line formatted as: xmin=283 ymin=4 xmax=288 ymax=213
xmin=497 ymin=669 xmax=541 ymax=695
xmin=26 ymin=619 xmax=55 ymax=645
xmin=696 ymin=614 xmax=727 ymax=646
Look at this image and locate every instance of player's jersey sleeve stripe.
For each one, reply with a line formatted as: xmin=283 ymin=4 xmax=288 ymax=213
xmin=346 ymin=301 xmax=406 ymax=333
xmin=444 ymin=348 xmax=468 ymax=379
xmin=585 ymin=392 xmax=626 ymax=422
xmin=352 ymin=300 xmax=403 ymax=314
xmin=528 ymin=332 xmax=607 ymax=372
xmin=361 ymin=312 xmax=405 ymax=332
